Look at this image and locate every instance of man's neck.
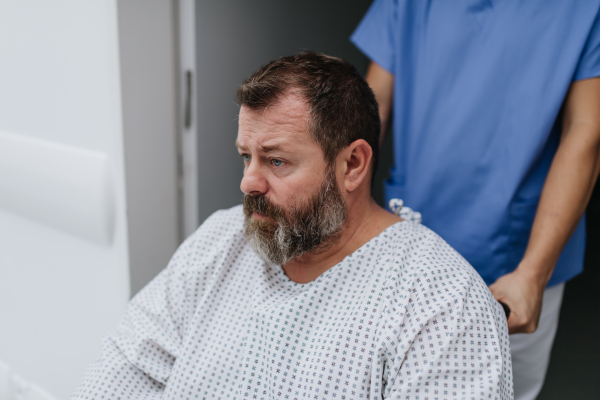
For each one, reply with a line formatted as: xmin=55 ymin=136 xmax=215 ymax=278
xmin=282 ymin=198 xmax=402 ymax=283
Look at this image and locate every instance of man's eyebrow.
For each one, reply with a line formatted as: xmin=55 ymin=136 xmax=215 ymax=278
xmin=260 ymin=144 xmax=283 ymax=153
xmin=235 ymin=140 xmax=246 ymax=151
xmin=235 ymin=140 xmax=285 ymax=153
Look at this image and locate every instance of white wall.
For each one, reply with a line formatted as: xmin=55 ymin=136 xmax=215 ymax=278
xmin=0 ymin=1 xmax=180 ymax=398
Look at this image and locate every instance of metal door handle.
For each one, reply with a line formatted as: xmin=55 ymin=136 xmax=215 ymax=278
xmin=184 ymin=70 xmax=192 ymax=129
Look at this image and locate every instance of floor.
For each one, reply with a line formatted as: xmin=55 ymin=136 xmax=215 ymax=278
xmin=538 ymin=184 xmax=600 ymax=399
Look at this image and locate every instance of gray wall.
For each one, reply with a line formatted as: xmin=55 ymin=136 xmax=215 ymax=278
xmin=194 ymin=0 xmax=393 ymax=225
xmin=117 ymin=0 xmax=180 ymax=296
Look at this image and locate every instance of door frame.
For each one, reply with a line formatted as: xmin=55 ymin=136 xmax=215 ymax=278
xmin=178 ymin=0 xmax=199 ymax=238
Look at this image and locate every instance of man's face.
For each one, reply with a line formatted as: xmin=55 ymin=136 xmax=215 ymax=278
xmin=236 ymin=95 xmax=347 ymax=265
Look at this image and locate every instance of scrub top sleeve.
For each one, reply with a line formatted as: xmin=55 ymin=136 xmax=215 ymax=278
xmin=574 ymin=9 xmax=600 ymax=81
xmin=350 ymin=0 xmax=398 ymax=74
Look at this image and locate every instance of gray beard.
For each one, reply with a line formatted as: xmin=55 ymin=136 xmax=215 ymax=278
xmin=243 ymin=169 xmax=347 ymax=265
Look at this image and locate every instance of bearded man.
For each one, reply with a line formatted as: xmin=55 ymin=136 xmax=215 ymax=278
xmin=72 ymin=52 xmax=512 ymax=400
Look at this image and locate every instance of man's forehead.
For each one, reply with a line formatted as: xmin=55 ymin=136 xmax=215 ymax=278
xmin=237 ymin=95 xmax=313 ymax=149
xmin=239 ymin=94 xmax=310 ymax=126
xmin=235 ymin=129 xmax=303 ymax=153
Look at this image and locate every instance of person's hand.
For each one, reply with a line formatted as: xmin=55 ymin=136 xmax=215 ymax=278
xmin=488 ymin=266 xmax=547 ymax=334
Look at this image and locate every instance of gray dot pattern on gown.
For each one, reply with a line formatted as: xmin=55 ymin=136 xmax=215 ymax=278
xmin=71 ymin=205 xmax=513 ymax=400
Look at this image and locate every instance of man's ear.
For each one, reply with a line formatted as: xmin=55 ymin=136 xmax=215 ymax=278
xmin=338 ymin=139 xmax=373 ymax=192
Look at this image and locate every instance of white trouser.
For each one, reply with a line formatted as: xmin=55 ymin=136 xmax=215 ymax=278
xmin=509 ymin=283 xmax=565 ymax=400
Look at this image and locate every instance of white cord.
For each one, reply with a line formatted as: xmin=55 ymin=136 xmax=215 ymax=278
xmin=388 ymin=198 xmax=422 ymax=224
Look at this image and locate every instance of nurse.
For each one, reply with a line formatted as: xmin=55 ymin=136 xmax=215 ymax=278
xmin=352 ymin=1 xmax=600 ymax=399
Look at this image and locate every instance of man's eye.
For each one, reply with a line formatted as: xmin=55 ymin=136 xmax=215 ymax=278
xmin=271 ymin=159 xmax=284 ymax=167
xmin=241 ymin=154 xmax=251 ymax=163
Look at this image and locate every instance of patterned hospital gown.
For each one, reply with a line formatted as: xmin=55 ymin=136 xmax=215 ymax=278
xmin=72 ymin=205 xmax=513 ymax=399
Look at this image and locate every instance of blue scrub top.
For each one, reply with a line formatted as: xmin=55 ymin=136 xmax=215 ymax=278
xmin=352 ymin=0 xmax=600 ymax=286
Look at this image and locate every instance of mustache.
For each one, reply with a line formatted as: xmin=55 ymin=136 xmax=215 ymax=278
xmin=242 ymin=194 xmax=286 ymax=222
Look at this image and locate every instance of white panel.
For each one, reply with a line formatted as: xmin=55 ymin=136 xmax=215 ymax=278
xmin=0 ymin=130 xmax=115 ymax=245
xmin=0 ymin=358 xmax=58 ymax=400
xmin=0 ymin=1 xmax=130 ymax=399
xmin=0 ymin=2 xmax=122 ymax=152
xmin=0 ymin=359 xmax=11 ymax=400
xmin=0 ymin=208 xmax=129 ymax=400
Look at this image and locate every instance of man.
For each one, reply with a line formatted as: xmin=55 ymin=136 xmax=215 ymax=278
xmin=72 ymin=52 xmax=512 ymax=399
xmin=351 ymin=1 xmax=600 ymax=399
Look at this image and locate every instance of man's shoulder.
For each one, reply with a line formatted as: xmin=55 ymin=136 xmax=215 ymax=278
xmin=382 ymin=220 xmax=507 ymax=328
xmin=384 ymin=220 xmax=467 ymax=263
xmin=382 ymin=221 xmax=490 ymax=294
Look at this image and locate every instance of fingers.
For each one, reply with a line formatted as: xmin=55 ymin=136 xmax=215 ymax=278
xmin=507 ymin=303 xmax=543 ymax=334
xmin=489 ymin=273 xmax=543 ymax=334
xmin=504 ymin=294 xmax=542 ymax=334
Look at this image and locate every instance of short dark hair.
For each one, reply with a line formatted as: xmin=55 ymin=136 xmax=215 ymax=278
xmin=237 ymin=51 xmax=380 ymax=186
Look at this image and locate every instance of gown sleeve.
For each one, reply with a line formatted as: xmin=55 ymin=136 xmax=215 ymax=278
xmin=70 ymin=214 xmax=217 ymax=399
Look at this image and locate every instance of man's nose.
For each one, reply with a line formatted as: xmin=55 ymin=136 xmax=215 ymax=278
xmin=240 ymin=162 xmax=268 ymax=196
